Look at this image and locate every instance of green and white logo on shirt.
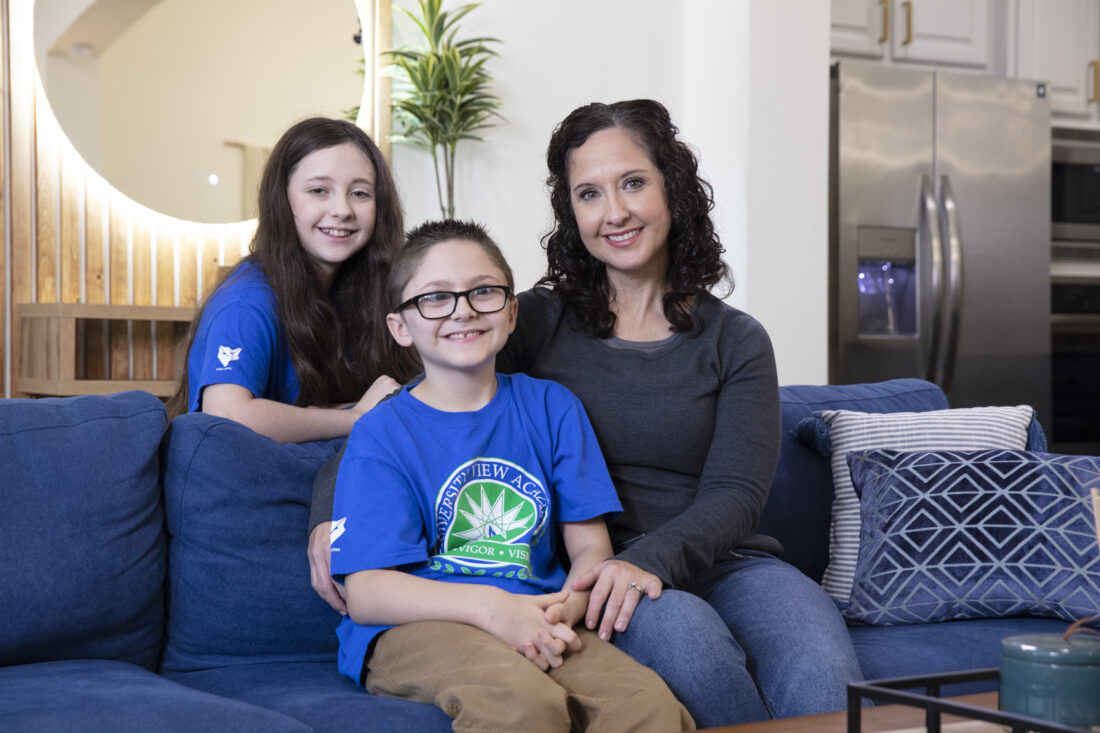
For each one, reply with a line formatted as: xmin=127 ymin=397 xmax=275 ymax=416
xmin=432 ymin=457 xmax=549 ymax=578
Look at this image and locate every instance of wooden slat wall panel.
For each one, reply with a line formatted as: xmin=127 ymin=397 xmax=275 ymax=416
xmin=108 ymin=199 xmax=129 ymax=379
xmin=7 ymin=0 xmax=32 ymax=396
xmin=0 ymin=0 xmax=7 ymax=398
xmin=133 ymin=217 xmax=152 ymax=306
xmin=155 ymin=221 xmax=176 ymax=381
xmin=34 ymin=82 xmax=56 ymax=303
xmin=132 ymin=217 xmax=153 ymax=381
xmin=200 ymin=230 xmax=221 ymax=303
xmin=58 ymin=143 xmax=81 ymax=304
xmin=179 ymin=230 xmax=198 ymax=308
xmin=83 ymin=174 xmax=106 ymax=380
xmin=84 ymin=175 xmax=106 ymax=303
xmin=1 ymin=0 xmax=385 ymax=397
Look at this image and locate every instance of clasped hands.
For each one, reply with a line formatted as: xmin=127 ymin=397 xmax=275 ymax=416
xmin=307 ymin=524 xmax=662 ymax=671
xmin=488 ymin=558 xmax=664 ymax=671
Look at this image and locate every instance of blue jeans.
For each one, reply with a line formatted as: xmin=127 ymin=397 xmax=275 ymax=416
xmin=611 ymin=552 xmax=863 ymax=727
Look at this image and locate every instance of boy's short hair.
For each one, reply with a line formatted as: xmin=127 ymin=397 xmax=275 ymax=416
xmin=388 ymin=220 xmax=515 ymax=309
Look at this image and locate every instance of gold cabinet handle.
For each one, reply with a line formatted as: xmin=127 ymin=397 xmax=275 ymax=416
xmin=902 ymin=1 xmax=913 ymax=46
xmin=1090 ymin=61 xmax=1100 ymax=103
xmin=879 ymin=0 xmax=889 ymax=43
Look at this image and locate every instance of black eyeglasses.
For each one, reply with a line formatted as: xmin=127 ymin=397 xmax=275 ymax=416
xmin=393 ymin=285 xmax=513 ymax=319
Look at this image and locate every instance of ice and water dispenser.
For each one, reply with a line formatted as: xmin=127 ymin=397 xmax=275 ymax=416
xmin=856 ymin=226 xmax=917 ymax=337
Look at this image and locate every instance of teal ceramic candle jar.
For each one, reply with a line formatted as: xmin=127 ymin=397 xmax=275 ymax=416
xmin=1000 ymin=633 xmax=1100 ymax=728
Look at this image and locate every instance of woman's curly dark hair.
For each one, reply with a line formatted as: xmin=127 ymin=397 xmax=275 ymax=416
xmin=539 ymin=99 xmax=731 ymax=338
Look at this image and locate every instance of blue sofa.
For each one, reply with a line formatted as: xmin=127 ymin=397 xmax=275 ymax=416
xmin=0 ymin=379 xmax=1067 ymax=730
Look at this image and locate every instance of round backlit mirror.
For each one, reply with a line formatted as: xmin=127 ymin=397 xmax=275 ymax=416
xmin=34 ymin=0 xmax=366 ymax=223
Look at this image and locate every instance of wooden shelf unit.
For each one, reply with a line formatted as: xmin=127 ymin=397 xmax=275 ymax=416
xmin=18 ymin=303 xmax=195 ymax=397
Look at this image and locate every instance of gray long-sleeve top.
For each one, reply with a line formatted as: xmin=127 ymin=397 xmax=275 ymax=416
xmin=496 ymin=288 xmax=782 ymax=588
xmin=311 ymin=287 xmax=782 ymax=590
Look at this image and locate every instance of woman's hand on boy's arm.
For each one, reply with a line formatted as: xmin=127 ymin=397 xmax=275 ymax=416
xmin=572 ymin=559 xmax=662 ymax=641
xmin=308 ymin=522 xmax=347 ymax=615
xmin=553 ymin=518 xmax=627 ymax=633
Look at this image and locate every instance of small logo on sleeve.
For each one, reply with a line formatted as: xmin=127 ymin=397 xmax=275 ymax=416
xmin=330 ymin=517 xmax=347 ymax=548
xmin=217 ymin=345 xmax=241 ymax=368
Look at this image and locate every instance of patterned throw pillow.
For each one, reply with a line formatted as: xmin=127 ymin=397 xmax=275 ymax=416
xmin=845 ymin=449 xmax=1100 ymax=625
xmin=811 ymin=406 xmax=1035 ymax=604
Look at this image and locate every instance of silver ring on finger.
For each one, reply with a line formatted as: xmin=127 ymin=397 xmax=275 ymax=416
xmin=627 ymin=581 xmax=645 ymax=594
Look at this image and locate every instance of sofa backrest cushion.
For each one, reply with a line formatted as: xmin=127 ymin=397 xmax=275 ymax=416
xmin=758 ymin=379 xmax=949 ymax=583
xmin=0 ymin=390 xmax=167 ymax=670
xmin=160 ymin=412 xmax=344 ymax=672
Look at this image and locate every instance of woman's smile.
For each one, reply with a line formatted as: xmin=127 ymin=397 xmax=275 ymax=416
xmin=604 ymin=227 xmax=643 ymax=247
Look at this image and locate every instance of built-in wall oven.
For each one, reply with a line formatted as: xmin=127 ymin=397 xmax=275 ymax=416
xmin=1050 ymin=128 xmax=1100 ymax=455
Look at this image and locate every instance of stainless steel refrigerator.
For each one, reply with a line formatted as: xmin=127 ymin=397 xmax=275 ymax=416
xmin=829 ymin=61 xmax=1052 ymax=431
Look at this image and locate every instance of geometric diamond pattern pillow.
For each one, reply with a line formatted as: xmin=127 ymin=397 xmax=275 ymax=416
xmin=813 ymin=406 xmax=1035 ymax=604
xmin=844 ymin=449 xmax=1100 ymax=625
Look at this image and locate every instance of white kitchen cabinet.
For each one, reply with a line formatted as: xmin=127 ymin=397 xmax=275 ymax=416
xmin=1015 ymin=0 xmax=1100 ymax=120
xmin=832 ymin=0 xmax=993 ymax=70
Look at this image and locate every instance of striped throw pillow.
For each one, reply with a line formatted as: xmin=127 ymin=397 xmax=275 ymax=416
xmin=816 ymin=406 xmax=1034 ymax=604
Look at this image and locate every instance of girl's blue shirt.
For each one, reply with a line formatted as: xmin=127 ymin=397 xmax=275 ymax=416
xmin=187 ymin=262 xmax=299 ymax=411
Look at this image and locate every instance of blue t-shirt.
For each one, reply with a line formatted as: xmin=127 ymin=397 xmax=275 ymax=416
xmin=186 ymin=262 xmax=299 ymax=411
xmin=330 ymin=372 xmax=622 ymax=684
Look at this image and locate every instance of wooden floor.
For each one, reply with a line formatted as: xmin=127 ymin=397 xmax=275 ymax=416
xmin=702 ymin=692 xmax=1000 ymax=732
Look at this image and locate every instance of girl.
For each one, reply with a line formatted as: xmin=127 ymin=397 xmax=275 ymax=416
xmin=168 ymin=118 xmax=419 ymax=442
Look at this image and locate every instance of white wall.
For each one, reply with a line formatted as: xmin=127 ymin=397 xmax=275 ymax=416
xmin=391 ymin=0 xmax=830 ymax=384
xmin=389 ymin=0 xmax=685 ymax=297
xmin=744 ymin=2 xmax=830 ymax=385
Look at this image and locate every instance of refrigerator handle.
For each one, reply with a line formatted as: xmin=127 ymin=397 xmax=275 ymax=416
xmin=921 ymin=174 xmax=945 ymax=383
xmin=937 ymin=175 xmax=964 ymax=392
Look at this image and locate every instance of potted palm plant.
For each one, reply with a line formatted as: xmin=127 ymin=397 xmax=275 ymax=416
xmin=387 ymin=0 xmax=502 ymax=218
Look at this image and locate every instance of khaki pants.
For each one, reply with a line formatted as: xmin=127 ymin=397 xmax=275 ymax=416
xmin=365 ymin=620 xmax=695 ymax=733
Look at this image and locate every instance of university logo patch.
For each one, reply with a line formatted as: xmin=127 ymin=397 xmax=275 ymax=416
xmin=432 ymin=457 xmax=549 ymax=579
xmin=217 ymin=345 xmax=242 ymax=367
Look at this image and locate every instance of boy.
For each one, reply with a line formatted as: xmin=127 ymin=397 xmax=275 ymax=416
xmin=330 ymin=220 xmax=692 ymax=732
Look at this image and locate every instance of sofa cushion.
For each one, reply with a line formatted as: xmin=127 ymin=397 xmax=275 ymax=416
xmin=845 ymin=449 xmax=1100 ymax=625
xmin=164 ymin=661 xmax=452 ymax=732
xmin=799 ymin=405 xmax=1038 ymax=603
xmin=160 ymin=412 xmax=344 ymax=671
xmin=761 ymin=379 xmax=949 ymax=583
xmin=849 ymin=616 xmax=1068 ymax=694
xmin=0 ymin=660 xmax=310 ymax=732
xmin=0 ymin=391 xmax=166 ymax=670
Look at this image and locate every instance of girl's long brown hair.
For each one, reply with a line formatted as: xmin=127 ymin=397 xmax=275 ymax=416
xmin=167 ymin=118 xmax=420 ymax=418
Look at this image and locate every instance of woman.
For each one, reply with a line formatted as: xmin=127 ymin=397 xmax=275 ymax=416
xmin=310 ymin=100 xmax=861 ymax=725
xmin=168 ymin=118 xmax=419 ymax=441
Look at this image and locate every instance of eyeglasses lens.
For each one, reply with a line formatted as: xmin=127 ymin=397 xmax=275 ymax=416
xmin=417 ymin=287 xmax=508 ymax=319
